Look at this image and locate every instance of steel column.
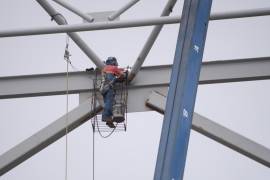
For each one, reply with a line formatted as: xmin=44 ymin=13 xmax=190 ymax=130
xmin=154 ymin=0 xmax=212 ymax=179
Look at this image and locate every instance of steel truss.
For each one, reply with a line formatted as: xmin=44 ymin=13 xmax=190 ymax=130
xmin=0 ymin=0 xmax=270 ymax=178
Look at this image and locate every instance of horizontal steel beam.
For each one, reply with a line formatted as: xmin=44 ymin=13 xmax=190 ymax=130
xmin=1 ymin=57 xmax=270 ymax=99
xmin=0 ymin=16 xmax=180 ymax=38
xmin=79 ymin=86 xmax=169 ymax=113
xmin=1 ymin=7 xmax=270 ymax=38
xmin=0 ymin=71 xmax=93 ymax=99
xmin=145 ymin=91 xmax=270 ymax=168
xmin=210 ymin=7 xmax=270 ymax=20
xmin=0 ymin=99 xmax=102 ymax=176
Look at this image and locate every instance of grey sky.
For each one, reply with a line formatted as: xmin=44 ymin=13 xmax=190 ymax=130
xmin=0 ymin=0 xmax=270 ymax=180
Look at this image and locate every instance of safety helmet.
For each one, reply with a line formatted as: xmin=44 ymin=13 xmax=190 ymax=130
xmin=105 ymin=57 xmax=118 ymax=66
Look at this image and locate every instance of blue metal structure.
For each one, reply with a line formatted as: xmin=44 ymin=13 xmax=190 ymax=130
xmin=154 ymin=0 xmax=212 ymax=179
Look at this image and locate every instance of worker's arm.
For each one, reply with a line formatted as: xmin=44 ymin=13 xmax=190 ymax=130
xmin=115 ymin=67 xmax=128 ymax=81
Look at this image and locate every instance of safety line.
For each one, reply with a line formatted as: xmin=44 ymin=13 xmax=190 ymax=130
xmin=64 ymin=34 xmax=70 ymax=180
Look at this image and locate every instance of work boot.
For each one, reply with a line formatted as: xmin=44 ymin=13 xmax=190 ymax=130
xmin=106 ymin=119 xmax=116 ymax=128
xmin=112 ymin=116 xmax=125 ymax=123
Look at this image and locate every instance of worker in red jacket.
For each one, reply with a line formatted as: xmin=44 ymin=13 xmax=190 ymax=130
xmin=100 ymin=57 xmax=125 ymax=128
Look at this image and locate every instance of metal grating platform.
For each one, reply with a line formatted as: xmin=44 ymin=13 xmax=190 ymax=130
xmin=90 ymin=73 xmax=128 ymax=136
xmin=91 ymin=115 xmax=127 ymax=133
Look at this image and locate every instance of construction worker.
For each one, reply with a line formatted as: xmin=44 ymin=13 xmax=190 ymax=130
xmin=100 ymin=57 xmax=126 ymax=128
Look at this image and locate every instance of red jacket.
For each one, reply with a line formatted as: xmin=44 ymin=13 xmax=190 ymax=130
xmin=102 ymin=65 xmax=124 ymax=77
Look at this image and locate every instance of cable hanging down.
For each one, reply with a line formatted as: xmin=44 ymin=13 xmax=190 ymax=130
xmin=64 ymin=34 xmax=70 ymax=180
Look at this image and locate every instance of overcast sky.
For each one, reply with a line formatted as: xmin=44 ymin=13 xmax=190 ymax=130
xmin=0 ymin=0 xmax=270 ymax=180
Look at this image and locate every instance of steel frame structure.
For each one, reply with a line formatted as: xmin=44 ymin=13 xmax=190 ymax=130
xmin=0 ymin=0 xmax=270 ymax=179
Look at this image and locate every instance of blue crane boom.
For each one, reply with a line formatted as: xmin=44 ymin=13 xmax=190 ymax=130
xmin=154 ymin=0 xmax=212 ymax=179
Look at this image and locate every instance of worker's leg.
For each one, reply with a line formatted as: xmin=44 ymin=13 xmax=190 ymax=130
xmin=102 ymin=88 xmax=114 ymax=121
xmin=101 ymin=73 xmax=116 ymax=128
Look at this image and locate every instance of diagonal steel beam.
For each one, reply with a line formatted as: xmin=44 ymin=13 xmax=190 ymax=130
xmin=0 ymin=99 xmax=102 ymax=176
xmin=1 ymin=57 xmax=270 ymax=99
xmin=128 ymin=0 xmax=177 ymax=81
xmin=108 ymin=0 xmax=140 ymax=21
xmin=146 ymin=91 xmax=270 ymax=168
xmin=52 ymin=0 xmax=94 ymax=22
xmin=2 ymin=88 xmax=269 ymax=176
xmin=128 ymin=7 xmax=270 ymax=81
xmin=36 ymin=0 xmax=105 ymax=69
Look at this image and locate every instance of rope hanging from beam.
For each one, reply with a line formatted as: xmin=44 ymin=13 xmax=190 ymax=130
xmin=64 ymin=34 xmax=70 ymax=180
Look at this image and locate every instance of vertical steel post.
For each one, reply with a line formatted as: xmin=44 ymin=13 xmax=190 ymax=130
xmin=154 ymin=0 xmax=212 ymax=180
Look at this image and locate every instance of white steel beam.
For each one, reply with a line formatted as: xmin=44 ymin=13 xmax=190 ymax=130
xmin=0 ymin=16 xmax=180 ymax=38
xmin=210 ymin=7 xmax=270 ymax=20
xmin=79 ymin=86 xmax=168 ymax=113
xmin=52 ymin=0 xmax=94 ymax=22
xmin=0 ymin=99 xmax=102 ymax=176
xmin=2 ymin=87 xmax=269 ymax=176
xmin=1 ymin=57 xmax=270 ymax=99
xmin=1 ymin=7 xmax=270 ymax=38
xmin=0 ymin=71 xmax=93 ymax=99
xmin=128 ymin=0 xmax=177 ymax=81
xmin=146 ymin=91 xmax=270 ymax=168
xmin=108 ymin=0 xmax=140 ymax=21
xmin=36 ymin=0 xmax=105 ymax=69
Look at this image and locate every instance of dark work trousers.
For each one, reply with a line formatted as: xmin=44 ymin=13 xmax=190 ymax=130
xmin=102 ymin=73 xmax=116 ymax=121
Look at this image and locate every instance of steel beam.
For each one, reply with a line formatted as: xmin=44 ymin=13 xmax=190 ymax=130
xmin=154 ymin=0 xmax=212 ymax=179
xmin=0 ymin=71 xmax=94 ymax=99
xmin=1 ymin=57 xmax=270 ymax=99
xmin=0 ymin=98 xmax=102 ymax=176
xmin=210 ymin=7 xmax=270 ymax=20
xmin=146 ymin=91 xmax=270 ymax=168
xmin=128 ymin=0 xmax=177 ymax=81
xmin=128 ymin=6 xmax=270 ymax=81
xmin=52 ymin=0 xmax=94 ymax=22
xmin=1 ymin=7 xmax=270 ymax=38
xmin=0 ymin=16 xmax=180 ymax=38
xmin=1 ymin=89 xmax=269 ymax=176
xmin=36 ymin=0 xmax=105 ymax=69
xmin=108 ymin=0 xmax=140 ymax=21
xmin=79 ymin=86 xmax=169 ymax=113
